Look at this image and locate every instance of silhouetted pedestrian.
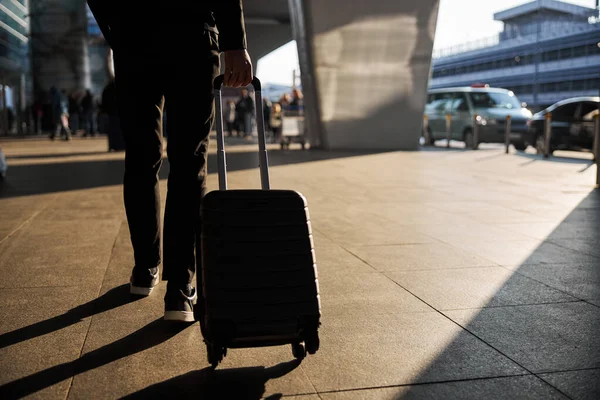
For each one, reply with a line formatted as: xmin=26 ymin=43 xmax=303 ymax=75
xmin=236 ymin=88 xmax=254 ymax=137
xmin=49 ymin=87 xmax=71 ymax=141
xmin=81 ymin=89 xmax=95 ymax=136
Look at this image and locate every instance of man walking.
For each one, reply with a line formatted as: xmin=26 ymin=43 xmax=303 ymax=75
xmin=236 ymin=88 xmax=255 ymax=137
xmin=87 ymin=1 xmax=253 ymax=322
xmin=49 ymin=87 xmax=71 ymax=141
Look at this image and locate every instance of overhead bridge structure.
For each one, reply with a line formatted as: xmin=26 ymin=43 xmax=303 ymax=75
xmin=29 ymin=0 xmax=440 ymax=150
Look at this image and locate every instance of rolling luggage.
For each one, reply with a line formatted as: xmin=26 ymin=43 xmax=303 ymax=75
xmin=199 ymin=75 xmax=321 ymax=368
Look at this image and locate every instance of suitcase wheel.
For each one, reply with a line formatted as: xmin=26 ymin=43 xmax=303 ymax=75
xmin=207 ymin=342 xmax=226 ymax=368
xmin=305 ymin=330 xmax=320 ymax=355
xmin=291 ymin=342 xmax=306 ymax=360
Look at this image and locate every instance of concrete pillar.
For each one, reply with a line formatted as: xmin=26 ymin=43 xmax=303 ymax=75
xmin=29 ymin=0 xmax=90 ymax=95
xmin=289 ymin=0 xmax=440 ymax=150
xmin=289 ymin=0 xmax=325 ymax=148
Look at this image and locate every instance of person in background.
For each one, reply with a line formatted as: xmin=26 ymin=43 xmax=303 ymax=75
xmin=270 ymin=102 xmax=283 ymax=144
xmin=225 ymin=99 xmax=236 ymax=137
xmin=0 ymin=146 xmax=7 ymax=181
xmin=68 ymin=90 xmax=80 ymax=134
xmin=32 ymin=100 xmax=44 ymax=134
xmin=263 ymin=96 xmax=272 ymax=134
xmin=81 ymin=89 xmax=96 ymax=136
xmin=290 ymin=88 xmax=303 ymax=108
xmin=49 ymin=87 xmax=71 ymax=141
xmin=279 ymin=93 xmax=291 ymax=109
xmin=236 ymin=88 xmax=254 ymax=138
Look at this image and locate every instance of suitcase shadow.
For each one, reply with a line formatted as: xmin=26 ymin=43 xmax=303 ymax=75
xmin=123 ymin=359 xmax=302 ymax=400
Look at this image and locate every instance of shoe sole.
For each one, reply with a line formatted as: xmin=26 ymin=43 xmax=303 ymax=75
xmin=130 ymin=275 xmax=160 ymax=296
xmin=164 ymin=311 xmax=195 ymax=322
xmin=130 ymin=284 xmax=155 ymax=296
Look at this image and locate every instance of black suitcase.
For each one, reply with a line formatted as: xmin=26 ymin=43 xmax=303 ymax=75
xmin=199 ymin=75 xmax=321 ymax=368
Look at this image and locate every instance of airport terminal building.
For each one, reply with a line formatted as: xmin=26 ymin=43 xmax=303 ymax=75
xmin=429 ymin=0 xmax=600 ymax=111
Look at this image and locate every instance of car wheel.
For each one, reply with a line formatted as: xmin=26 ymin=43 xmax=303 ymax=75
xmin=464 ymin=129 xmax=477 ymax=150
xmin=426 ymin=128 xmax=435 ymax=146
xmin=513 ymin=141 xmax=527 ymax=151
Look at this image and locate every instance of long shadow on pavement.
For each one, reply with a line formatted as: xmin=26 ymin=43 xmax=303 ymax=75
xmin=0 ymin=318 xmax=188 ymax=399
xmin=391 ymin=190 xmax=600 ymax=399
xmin=0 ymin=148 xmax=391 ymax=199
xmin=0 ymin=284 xmax=138 ymax=350
xmin=0 ymin=314 xmax=300 ymax=400
xmin=514 ymin=151 xmax=594 ymax=165
xmin=122 ymin=360 xmax=301 ymax=400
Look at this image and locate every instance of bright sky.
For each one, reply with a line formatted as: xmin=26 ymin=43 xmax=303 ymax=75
xmin=256 ymin=0 xmax=597 ymax=85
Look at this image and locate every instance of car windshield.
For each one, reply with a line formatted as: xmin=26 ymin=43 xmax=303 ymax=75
xmin=470 ymin=91 xmax=522 ymax=109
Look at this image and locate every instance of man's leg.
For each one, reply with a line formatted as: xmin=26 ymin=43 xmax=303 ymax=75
xmin=114 ymin=53 xmax=165 ymax=295
xmin=162 ymin=48 xmax=219 ymax=321
xmin=62 ymin=115 xmax=72 ymax=140
xmin=88 ymin=112 xmax=96 ymax=135
xmin=50 ymin=121 xmax=60 ymax=140
xmin=245 ymin=112 xmax=252 ymax=137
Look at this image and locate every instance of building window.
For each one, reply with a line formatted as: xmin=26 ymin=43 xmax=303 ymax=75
xmin=588 ymin=43 xmax=600 ymax=55
xmin=558 ymin=48 xmax=572 ymax=60
xmin=432 ymin=38 xmax=600 ymax=82
xmin=572 ymin=80 xmax=585 ymax=90
xmin=572 ymin=45 xmax=586 ymax=58
xmin=585 ymin=79 xmax=600 ymax=90
xmin=541 ymin=83 xmax=555 ymax=93
xmin=558 ymin=81 xmax=571 ymax=92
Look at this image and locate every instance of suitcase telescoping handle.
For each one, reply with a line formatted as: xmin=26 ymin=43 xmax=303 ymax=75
xmin=213 ymin=75 xmax=270 ymax=191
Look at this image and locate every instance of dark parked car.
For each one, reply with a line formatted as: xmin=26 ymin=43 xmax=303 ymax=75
xmin=528 ymin=96 xmax=599 ymax=155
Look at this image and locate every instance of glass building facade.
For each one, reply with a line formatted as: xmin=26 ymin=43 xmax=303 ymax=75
xmin=87 ymin=4 xmax=111 ymax=96
xmin=0 ymin=0 xmax=30 ymax=134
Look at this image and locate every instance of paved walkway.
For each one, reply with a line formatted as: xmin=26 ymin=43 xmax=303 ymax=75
xmin=0 ymin=136 xmax=599 ymax=399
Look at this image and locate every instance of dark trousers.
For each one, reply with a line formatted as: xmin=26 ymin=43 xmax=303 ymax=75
xmin=107 ymin=114 xmax=125 ymax=151
xmin=226 ymin=121 xmax=235 ymax=136
xmin=113 ymin=43 xmax=220 ymax=288
xmin=82 ymin=110 xmax=95 ymax=135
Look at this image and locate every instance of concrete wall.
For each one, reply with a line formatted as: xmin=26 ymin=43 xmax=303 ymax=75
xmin=290 ymin=0 xmax=440 ymax=150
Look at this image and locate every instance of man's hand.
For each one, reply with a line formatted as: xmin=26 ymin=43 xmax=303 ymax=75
xmin=223 ymin=50 xmax=253 ymax=88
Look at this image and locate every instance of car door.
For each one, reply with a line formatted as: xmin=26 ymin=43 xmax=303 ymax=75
xmin=427 ymin=93 xmax=454 ymax=139
xmin=576 ymin=102 xmax=599 ymax=149
xmin=423 ymin=94 xmax=438 ymax=139
xmin=550 ymin=102 xmax=577 ymax=132
xmin=451 ymin=93 xmax=471 ymax=141
xmin=549 ymin=102 xmax=579 ymax=148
